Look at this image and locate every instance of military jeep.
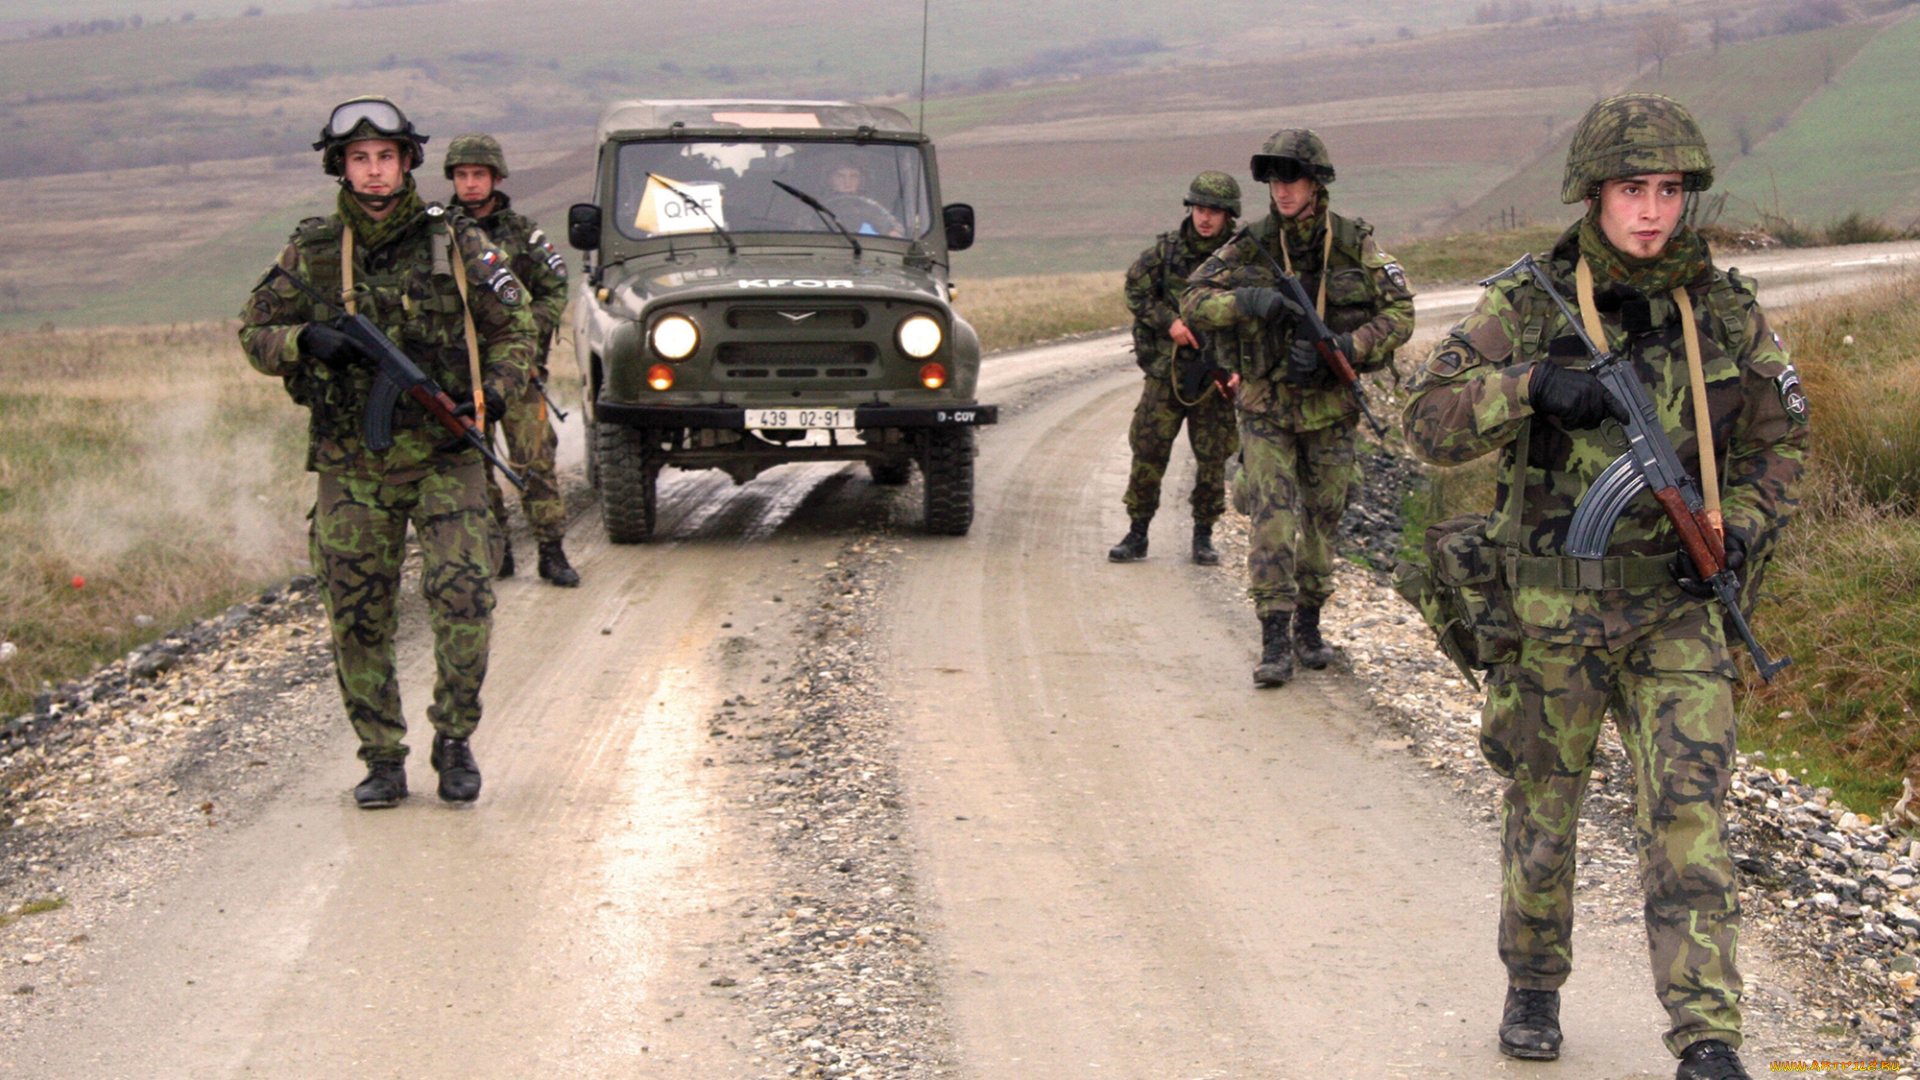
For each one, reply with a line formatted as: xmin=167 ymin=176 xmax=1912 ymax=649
xmin=566 ymin=99 xmax=994 ymax=540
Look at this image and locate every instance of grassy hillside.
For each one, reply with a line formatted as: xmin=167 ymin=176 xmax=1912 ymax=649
xmin=1447 ymin=17 xmax=1885 ymax=232
xmin=1716 ymin=12 xmax=1920 ymax=226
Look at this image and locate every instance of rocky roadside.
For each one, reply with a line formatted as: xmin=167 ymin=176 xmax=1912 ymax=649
xmin=1209 ymin=432 xmax=1920 ymax=1072
xmin=701 ymin=536 xmax=958 ymax=1080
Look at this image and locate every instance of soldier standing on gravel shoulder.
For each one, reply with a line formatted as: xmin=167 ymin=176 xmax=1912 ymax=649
xmin=1181 ymin=129 xmax=1414 ymax=687
xmin=445 ymin=133 xmax=579 ymax=588
xmin=239 ymin=97 xmax=537 ymax=809
xmin=1401 ymin=94 xmax=1807 ymax=1080
xmin=1110 ymin=171 xmax=1241 ymax=566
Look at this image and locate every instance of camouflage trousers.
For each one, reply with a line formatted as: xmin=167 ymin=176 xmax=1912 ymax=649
xmin=1235 ymin=412 xmax=1355 ymax=617
xmin=1483 ymin=609 xmax=1741 ymax=1056
xmin=1123 ymin=375 xmax=1238 ymax=525
xmin=311 ymin=463 xmax=496 ymax=764
xmin=485 ymin=377 xmax=565 ymax=544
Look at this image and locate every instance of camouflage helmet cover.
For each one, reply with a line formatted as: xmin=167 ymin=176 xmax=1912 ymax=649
xmin=315 ymin=95 xmax=427 ymax=177
xmin=444 ymin=132 xmax=509 ymax=180
xmin=1251 ymin=128 xmax=1335 ymax=185
xmin=1561 ymin=93 xmax=1713 ymax=203
xmin=1183 ymin=170 xmax=1242 ymax=216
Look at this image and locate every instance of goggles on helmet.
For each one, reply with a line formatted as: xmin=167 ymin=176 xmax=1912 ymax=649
xmin=324 ymin=99 xmax=409 ymax=141
xmin=1250 ymin=155 xmax=1311 ymax=184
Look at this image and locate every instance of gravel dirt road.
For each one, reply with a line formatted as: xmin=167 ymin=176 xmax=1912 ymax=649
xmin=3 ymin=250 xmax=1914 ymax=1078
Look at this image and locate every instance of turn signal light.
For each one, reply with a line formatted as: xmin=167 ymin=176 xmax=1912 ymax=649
xmin=647 ymin=363 xmax=674 ymax=391
xmin=919 ymin=362 xmax=946 ymax=390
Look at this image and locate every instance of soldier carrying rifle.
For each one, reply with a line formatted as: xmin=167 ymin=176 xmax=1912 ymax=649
xmin=1401 ymin=94 xmax=1808 ymax=1080
xmin=240 ymin=96 xmax=537 ymax=808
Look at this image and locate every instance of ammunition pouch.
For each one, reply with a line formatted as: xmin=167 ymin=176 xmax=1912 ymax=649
xmin=1392 ymin=513 xmax=1520 ymax=687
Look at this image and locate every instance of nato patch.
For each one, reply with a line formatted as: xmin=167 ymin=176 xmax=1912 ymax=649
xmin=1427 ymin=343 xmax=1470 ymax=377
xmin=488 ymin=268 xmax=524 ymax=306
xmin=1775 ymin=364 xmax=1808 ymax=424
xmin=1382 ymin=260 xmax=1410 ymax=293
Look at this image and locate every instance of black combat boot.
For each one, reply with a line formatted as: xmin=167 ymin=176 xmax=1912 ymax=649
xmin=496 ymin=536 xmax=516 ymax=578
xmin=1252 ymin=612 xmax=1295 ymax=687
xmin=1191 ymin=522 xmax=1220 ymax=566
xmin=353 ymin=760 xmax=408 ymax=809
xmin=537 ymin=539 xmax=580 ymax=587
xmin=1108 ymin=518 xmax=1150 ymax=562
xmin=1497 ymin=986 xmax=1562 ymax=1061
xmin=1292 ymin=605 xmax=1335 ymax=669
xmin=431 ymin=733 xmax=482 ymax=803
xmin=1675 ymin=1040 xmax=1750 ymax=1080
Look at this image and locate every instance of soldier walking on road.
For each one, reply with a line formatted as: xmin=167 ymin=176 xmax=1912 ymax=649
xmin=240 ymin=97 xmax=538 ymax=808
xmin=1182 ymin=130 xmax=1414 ymax=687
xmin=1110 ymin=171 xmax=1242 ymax=566
xmin=445 ymin=133 xmax=580 ymax=587
xmin=1401 ymin=95 xmax=1807 ymax=1080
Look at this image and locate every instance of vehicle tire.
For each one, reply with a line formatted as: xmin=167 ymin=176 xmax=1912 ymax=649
xmin=867 ymin=459 xmax=913 ymax=486
xmin=596 ymin=421 xmax=658 ymax=543
xmin=921 ymin=427 xmax=974 ymax=536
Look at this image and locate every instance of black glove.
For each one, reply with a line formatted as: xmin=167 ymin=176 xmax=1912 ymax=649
xmin=298 ymin=323 xmax=362 ymax=370
xmin=453 ymin=387 xmax=509 ymax=425
xmin=1529 ymin=362 xmax=1624 ymax=429
xmin=1672 ymin=532 xmax=1747 ymax=599
xmin=1286 ymin=331 xmax=1354 ymax=385
xmin=1234 ymin=286 xmax=1305 ymax=324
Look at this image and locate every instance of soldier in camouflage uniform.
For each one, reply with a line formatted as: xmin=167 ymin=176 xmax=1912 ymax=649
xmin=445 ymin=133 xmax=579 ymax=587
xmin=1182 ymin=130 xmax=1415 ymax=686
xmin=240 ymin=97 xmax=538 ymax=808
xmin=1401 ymin=95 xmax=1807 ymax=1080
xmin=1110 ymin=171 xmax=1242 ymax=566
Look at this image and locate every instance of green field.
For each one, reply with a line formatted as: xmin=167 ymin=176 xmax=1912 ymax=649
xmin=1449 ymin=18 xmax=1886 ymax=231
xmin=1717 ymin=12 xmax=1920 ymax=225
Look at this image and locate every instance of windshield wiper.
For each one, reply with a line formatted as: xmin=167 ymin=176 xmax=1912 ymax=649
xmin=771 ymin=180 xmax=862 ymax=259
xmin=646 ymin=172 xmax=736 ymax=256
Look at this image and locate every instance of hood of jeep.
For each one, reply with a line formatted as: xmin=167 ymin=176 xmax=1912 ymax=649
xmin=608 ymin=249 xmax=946 ymax=310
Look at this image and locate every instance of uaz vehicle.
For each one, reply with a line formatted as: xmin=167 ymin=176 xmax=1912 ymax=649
xmin=567 ymin=99 xmax=994 ymax=540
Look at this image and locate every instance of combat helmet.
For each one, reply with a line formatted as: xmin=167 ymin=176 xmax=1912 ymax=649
xmin=1250 ymin=129 xmax=1335 ymax=186
xmin=444 ymin=133 xmax=509 ymax=180
xmin=313 ymin=95 xmax=428 ymax=177
xmin=1183 ymin=170 xmax=1242 ymax=217
xmin=1561 ymin=93 xmax=1712 ymax=203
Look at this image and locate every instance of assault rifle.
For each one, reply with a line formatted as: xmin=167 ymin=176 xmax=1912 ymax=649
xmin=1174 ymin=329 xmax=1226 ymax=403
xmin=1511 ymin=253 xmax=1788 ymax=681
xmin=266 ymin=265 xmax=526 ymax=491
xmin=1241 ymin=229 xmax=1388 ymax=438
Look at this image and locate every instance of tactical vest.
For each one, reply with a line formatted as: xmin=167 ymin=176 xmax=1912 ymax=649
xmin=286 ymin=210 xmax=476 ymax=441
xmin=1237 ymin=211 xmax=1381 ymax=380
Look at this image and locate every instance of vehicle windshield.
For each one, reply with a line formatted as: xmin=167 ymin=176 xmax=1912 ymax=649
xmin=614 ymin=140 xmax=932 ymax=243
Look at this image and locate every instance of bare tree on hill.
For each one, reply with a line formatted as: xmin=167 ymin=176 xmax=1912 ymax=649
xmin=1636 ymin=14 xmax=1686 ymax=77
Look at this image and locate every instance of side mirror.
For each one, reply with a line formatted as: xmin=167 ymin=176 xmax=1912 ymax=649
xmin=568 ymin=203 xmax=603 ymax=251
xmin=942 ymin=203 xmax=975 ymax=252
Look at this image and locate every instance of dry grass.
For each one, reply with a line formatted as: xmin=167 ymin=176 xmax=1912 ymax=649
xmin=0 ymin=322 xmax=310 ymax=718
xmin=1391 ymin=224 xmax=1566 ymax=287
xmin=951 ymin=272 xmax=1128 ymax=355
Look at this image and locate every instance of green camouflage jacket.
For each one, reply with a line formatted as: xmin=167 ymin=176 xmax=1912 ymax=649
xmin=1123 ymin=218 xmax=1232 ymax=379
xmin=240 ymin=196 xmax=538 ymax=481
xmin=1180 ymin=205 xmax=1415 ymax=430
xmin=469 ymin=193 xmax=570 ymax=368
xmin=1401 ymin=224 xmax=1808 ymax=651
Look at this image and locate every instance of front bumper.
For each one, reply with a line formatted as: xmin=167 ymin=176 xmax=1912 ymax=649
xmin=596 ymin=402 xmax=998 ymax=429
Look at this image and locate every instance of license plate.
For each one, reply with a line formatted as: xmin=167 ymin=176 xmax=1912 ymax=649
xmin=743 ymin=407 xmax=855 ymax=430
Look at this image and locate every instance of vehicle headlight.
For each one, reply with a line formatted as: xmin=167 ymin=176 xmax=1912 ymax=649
xmin=897 ymin=314 xmax=943 ymax=359
xmin=651 ymin=314 xmax=699 ymax=360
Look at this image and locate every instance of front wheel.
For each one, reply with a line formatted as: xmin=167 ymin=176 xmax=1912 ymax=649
xmin=921 ymin=427 xmax=975 ymax=536
xmin=595 ymin=422 xmax=658 ymax=543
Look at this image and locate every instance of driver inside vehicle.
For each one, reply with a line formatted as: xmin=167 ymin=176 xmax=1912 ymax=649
xmin=818 ymin=154 xmax=905 ymax=237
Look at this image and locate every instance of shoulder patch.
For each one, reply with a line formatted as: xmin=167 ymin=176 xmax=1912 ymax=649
xmin=1381 ymin=260 xmax=1409 ymax=293
xmin=1775 ymin=363 xmax=1809 ymax=425
xmin=487 ymin=268 xmax=525 ymax=306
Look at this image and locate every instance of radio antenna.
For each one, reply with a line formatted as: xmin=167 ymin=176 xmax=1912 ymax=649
xmin=917 ymin=0 xmax=931 ymax=132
